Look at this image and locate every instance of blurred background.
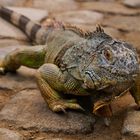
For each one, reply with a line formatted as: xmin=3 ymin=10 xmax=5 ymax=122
xmin=0 ymin=0 xmax=140 ymax=52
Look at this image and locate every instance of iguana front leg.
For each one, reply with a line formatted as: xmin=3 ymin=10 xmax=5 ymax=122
xmin=0 ymin=45 xmax=46 ymax=74
xmin=130 ymin=73 xmax=140 ymax=109
xmin=36 ymin=63 xmax=84 ymax=112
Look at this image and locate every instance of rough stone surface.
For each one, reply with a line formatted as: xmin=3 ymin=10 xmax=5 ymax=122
xmin=80 ymin=2 xmax=140 ymax=15
xmin=0 ymin=18 xmax=27 ymax=41
xmin=102 ymin=27 xmax=122 ymax=39
xmin=7 ymin=7 xmax=48 ymax=22
xmin=0 ymin=128 xmax=23 ymax=140
xmin=103 ymin=15 xmax=140 ymax=32
xmin=122 ymin=104 xmax=140 ymax=137
xmin=35 ymin=137 xmax=64 ymax=140
xmin=76 ymin=0 xmax=116 ymax=1
xmin=0 ymin=39 xmax=29 ymax=48
xmin=0 ymin=90 xmax=95 ymax=134
xmin=123 ymin=0 xmax=140 ymax=8
xmin=0 ymin=67 xmax=37 ymax=91
xmin=32 ymin=0 xmax=78 ymax=13
xmin=54 ymin=10 xmax=103 ymax=25
xmin=0 ymin=90 xmax=13 ymax=111
xmin=0 ymin=0 xmax=27 ymax=6
xmin=121 ymin=31 xmax=140 ymax=52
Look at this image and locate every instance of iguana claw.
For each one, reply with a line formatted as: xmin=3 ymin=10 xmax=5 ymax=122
xmin=49 ymin=99 xmax=84 ymax=113
xmin=52 ymin=104 xmax=67 ymax=113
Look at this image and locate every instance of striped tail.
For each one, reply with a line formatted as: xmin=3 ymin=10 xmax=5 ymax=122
xmin=0 ymin=6 xmax=48 ymax=45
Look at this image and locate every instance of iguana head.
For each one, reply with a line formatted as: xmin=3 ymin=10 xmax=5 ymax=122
xmin=81 ymin=27 xmax=139 ymax=91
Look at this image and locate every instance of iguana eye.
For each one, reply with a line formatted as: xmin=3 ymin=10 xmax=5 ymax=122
xmin=103 ymin=49 xmax=112 ymax=61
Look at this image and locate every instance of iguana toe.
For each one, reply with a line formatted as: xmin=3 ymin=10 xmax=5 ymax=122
xmin=66 ymin=102 xmax=85 ymax=111
xmin=52 ymin=104 xmax=67 ymax=113
xmin=49 ymin=99 xmax=84 ymax=113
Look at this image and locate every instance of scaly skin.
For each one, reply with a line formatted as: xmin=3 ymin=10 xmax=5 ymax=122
xmin=0 ymin=7 xmax=140 ymax=121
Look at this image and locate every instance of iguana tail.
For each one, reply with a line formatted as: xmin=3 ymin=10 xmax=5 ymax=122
xmin=0 ymin=6 xmax=49 ymax=45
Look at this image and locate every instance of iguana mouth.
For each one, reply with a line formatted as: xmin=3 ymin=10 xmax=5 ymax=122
xmin=85 ymin=70 xmax=101 ymax=89
xmin=85 ymin=70 xmax=110 ymax=90
xmin=85 ymin=70 xmax=101 ymax=81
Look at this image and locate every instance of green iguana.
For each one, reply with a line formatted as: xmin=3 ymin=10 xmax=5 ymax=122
xmin=0 ymin=7 xmax=140 ymax=124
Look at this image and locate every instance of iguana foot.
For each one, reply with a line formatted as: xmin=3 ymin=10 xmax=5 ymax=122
xmin=48 ymin=99 xmax=84 ymax=113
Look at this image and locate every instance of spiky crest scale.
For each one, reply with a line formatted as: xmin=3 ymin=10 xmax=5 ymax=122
xmin=63 ymin=23 xmax=104 ymax=39
xmin=95 ymin=24 xmax=104 ymax=33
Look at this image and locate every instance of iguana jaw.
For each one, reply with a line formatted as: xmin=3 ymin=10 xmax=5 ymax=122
xmin=83 ymin=70 xmax=110 ymax=90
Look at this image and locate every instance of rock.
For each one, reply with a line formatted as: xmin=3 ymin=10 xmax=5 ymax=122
xmin=0 ymin=39 xmax=29 ymax=48
xmin=123 ymin=0 xmax=140 ymax=8
xmin=76 ymin=0 xmax=116 ymax=1
xmin=35 ymin=137 xmax=64 ymax=140
xmin=103 ymin=15 xmax=140 ymax=32
xmin=0 ymin=128 xmax=23 ymax=140
xmin=0 ymin=0 xmax=26 ymax=6
xmin=122 ymin=104 xmax=140 ymax=137
xmin=32 ymin=0 xmax=78 ymax=13
xmin=80 ymin=2 xmax=140 ymax=16
xmin=54 ymin=10 xmax=103 ymax=25
xmin=0 ymin=18 xmax=28 ymax=42
xmin=121 ymin=31 xmax=140 ymax=53
xmin=0 ymin=89 xmax=95 ymax=134
xmin=0 ymin=66 xmax=37 ymax=91
xmin=103 ymin=27 xmax=122 ymax=39
xmin=7 ymin=7 xmax=48 ymax=22
xmin=0 ymin=89 xmax=14 ymax=110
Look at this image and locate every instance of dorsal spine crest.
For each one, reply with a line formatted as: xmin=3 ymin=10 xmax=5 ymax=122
xmin=63 ymin=23 xmax=104 ymax=39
